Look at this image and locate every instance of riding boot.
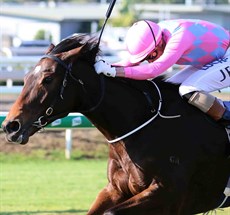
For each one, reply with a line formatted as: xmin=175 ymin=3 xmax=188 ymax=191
xmin=184 ymin=91 xmax=230 ymax=128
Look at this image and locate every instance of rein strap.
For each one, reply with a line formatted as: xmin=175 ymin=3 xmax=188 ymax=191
xmin=107 ymin=80 xmax=181 ymax=144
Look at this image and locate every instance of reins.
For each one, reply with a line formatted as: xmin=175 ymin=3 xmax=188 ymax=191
xmin=34 ymin=54 xmax=181 ymax=141
xmin=69 ymin=72 xmax=105 ymax=113
xmin=107 ymin=80 xmax=181 ymax=144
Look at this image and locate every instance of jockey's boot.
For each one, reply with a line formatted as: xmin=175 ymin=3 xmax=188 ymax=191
xmin=184 ymin=91 xmax=230 ymax=128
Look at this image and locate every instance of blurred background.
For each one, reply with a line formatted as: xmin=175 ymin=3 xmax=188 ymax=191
xmin=0 ymin=0 xmax=229 ymax=58
xmin=0 ymin=0 xmax=229 ymax=89
xmin=0 ymin=1 xmax=229 ymax=214
xmin=0 ymin=0 xmax=229 ymax=100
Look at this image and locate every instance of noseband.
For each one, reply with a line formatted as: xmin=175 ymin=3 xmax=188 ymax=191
xmin=33 ymin=54 xmax=105 ymax=129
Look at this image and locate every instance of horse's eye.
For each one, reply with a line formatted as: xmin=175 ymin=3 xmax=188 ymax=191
xmin=43 ymin=76 xmax=53 ymax=84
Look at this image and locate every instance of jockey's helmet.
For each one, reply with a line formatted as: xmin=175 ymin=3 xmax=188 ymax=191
xmin=125 ymin=20 xmax=162 ymax=64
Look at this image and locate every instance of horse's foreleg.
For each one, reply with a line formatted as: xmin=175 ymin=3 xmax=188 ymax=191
xmin=103 ymin=182 xmax=173 ymax=215
xmin=87 ymin=184 xmax=125 ymax=215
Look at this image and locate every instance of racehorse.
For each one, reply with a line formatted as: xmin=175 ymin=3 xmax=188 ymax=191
xmin=2 ymin=34 xmax=230 ymax=215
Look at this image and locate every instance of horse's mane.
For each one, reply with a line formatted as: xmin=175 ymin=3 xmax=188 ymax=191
xmin=50 ymin=34 xmax=99 ymax=55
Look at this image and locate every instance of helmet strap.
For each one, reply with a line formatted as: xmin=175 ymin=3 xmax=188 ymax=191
xmin=144 ymin=20 xmax=157 ymax=47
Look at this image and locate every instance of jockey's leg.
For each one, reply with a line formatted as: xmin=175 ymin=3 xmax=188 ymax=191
xmin=183 ymin=91 xmax=230 ymax=127
xmin=167 ymin=48 xmax=230 ymax=127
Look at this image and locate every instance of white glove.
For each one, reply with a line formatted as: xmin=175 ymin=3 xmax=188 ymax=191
xmin=94 ymin=60 xmax=116 ymax=77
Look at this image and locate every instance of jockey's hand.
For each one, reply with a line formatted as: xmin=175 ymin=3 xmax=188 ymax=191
xmin=94 ymin=60 xmax=116 ymax=77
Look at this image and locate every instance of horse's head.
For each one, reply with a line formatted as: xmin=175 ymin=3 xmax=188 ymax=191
xmin=2 ymin=35 xmax=100 ymax=144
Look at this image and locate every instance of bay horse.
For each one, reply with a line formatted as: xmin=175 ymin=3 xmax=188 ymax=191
xmin=2 ymin=35 xmax=230 ymax=215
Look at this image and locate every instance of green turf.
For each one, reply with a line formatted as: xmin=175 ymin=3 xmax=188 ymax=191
xmin=0 ymin=153 xmax=229 ymax=215
xmin=0 ymin=154 xmax=107 ymax=215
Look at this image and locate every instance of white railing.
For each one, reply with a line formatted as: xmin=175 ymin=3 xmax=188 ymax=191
xmin=0 ymin=55 xmax=120 ymax=90
xmin=0 ymin=56 xmax=40 ymax=87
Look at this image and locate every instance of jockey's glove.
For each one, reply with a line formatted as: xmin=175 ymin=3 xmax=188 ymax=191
xmin=94 ymin=60 xmax=116 ymax=77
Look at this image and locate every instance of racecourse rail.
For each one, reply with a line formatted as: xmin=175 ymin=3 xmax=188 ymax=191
xmin=0 ymin=112 xmax=94 ymax=159
xmin=0 ymin=55 xmax=119 ymax=91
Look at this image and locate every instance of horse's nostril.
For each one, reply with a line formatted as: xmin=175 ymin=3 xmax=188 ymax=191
xmin=5 ymin=120 xmax=21 ymax=133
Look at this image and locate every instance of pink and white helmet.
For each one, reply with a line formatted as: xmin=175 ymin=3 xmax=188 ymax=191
xmin=113 ymin=20 xmax=162 ymax=67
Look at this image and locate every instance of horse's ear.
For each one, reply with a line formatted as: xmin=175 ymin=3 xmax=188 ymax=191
xmin=45 ymin=43 xmax=55 ymax=54
xmin=60 ymin=45 xmax=84 ymax=61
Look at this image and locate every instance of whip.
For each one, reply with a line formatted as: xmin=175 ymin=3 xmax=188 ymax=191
xmin=97 ymin=0 xmax=117 ymax=46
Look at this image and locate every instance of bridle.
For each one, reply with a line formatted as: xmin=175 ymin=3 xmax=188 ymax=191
xmin=33 ymin=54 xmax=105 ymax=129
xmin=32 ymin=54 xmax=180 ymax=143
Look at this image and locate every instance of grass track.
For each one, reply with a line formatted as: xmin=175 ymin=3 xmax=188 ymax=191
xmin=0 ymin=155 xmax=107 ymax=215
xmin=0 ymin=154 xmax=229 ymax=215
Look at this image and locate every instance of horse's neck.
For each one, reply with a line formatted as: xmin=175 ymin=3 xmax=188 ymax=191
xmin=83 ymin=78 xmax=166 ymax=141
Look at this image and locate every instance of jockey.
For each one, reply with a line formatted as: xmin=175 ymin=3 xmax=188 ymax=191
xmin=94 ymin=19 xmax=230 ymax=127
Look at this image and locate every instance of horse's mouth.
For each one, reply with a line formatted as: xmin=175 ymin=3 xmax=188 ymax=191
xmin=5 ymin=132 xmax=28 ymax=145
xmin=3 ymin=112 xmax=69 ymax=145
xmin=2 ymin=119 xmax=40 ymax=145
xmin=5 ymin=127 xmax=38 ymax=145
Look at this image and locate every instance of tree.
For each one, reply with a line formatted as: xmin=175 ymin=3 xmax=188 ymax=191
xmin=109 ymin=0 xmax=138 ymax=27
xmin=34 ymin=29 xmax=52 ymax=41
